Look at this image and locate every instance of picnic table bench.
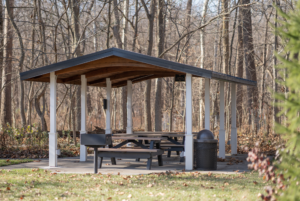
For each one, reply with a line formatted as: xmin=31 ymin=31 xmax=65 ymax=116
xmin=93 ymin=136 xmax=165 ymax=171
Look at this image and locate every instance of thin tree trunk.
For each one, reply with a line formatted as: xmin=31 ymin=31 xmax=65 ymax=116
xmin=273 ymin=0 xmax=280 ymax=128
xmin=107 ymin=1 xmax=111 ymax=48
xmin=199 ymin=0 xmax=210 ymax=130
xmin=35 ymin=85 xmax=47 ymax=131
xmin=141 ymin=0 xmax=156 ymax=131
xmin=1 ymin=0 xmax=14 ymax=127
xmin=71 ymin=86 xmax=77 ymax=145
xmin=6 ymin=0 xmax=26 ymax=127
xmin=0 ymin=1 xmax=3 ymax=113
xmin=132 ymin=0 xmax=139 ymax=51
xmin=236 ymin=6 xmax=244 ymax=127
xmin=155 ymin=0 xmax=165 ymax=131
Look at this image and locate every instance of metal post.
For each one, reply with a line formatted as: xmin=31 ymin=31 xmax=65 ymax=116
xmin=49 ymin=72 xmax=57 ymax=167
xmin=205 ymin=78 xmax=210 ymax=130
xmin=185 ymin=73 xmax=193 ymax=170
xmin=219 ymin=81 xmax=225 ymax=159
xmin=80 ymin=75 xmax=87 ymax=161
xmin=105 ymin=78 xmax=112 ymax=134
xmin=94 ymin=147 xmax=98 ymax=174
xmin=126 ymin=80 xmax=133 ymax=134
xmin=231 ymin=83 xmax=237 ymax=154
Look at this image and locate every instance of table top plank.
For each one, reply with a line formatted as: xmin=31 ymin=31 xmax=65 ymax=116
xmin=112 ymin=136 xmax=166 ymax=141
xmin=92 ymin=148 xmax=160 ymax=152
xmin=113 ymin=133 xmax=193 ymax=137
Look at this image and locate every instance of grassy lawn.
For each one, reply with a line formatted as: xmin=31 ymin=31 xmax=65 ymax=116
xmin=0 ymin=159 xmax=33 ymax=167
xmin=0 ymin=169 xmax=269 ymax=201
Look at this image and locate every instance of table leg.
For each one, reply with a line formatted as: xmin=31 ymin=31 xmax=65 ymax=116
xmin=156 ymin=142 xmax=163 ymax=166
xmin=94 ymin=147 xmax=98 ymax=174
xmin=109 ymin=144 xmax=116 ymax=165
xmin=136 ymin=140 xmax=143 ymax=162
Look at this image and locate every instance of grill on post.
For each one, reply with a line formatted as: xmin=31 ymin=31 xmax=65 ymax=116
xmin=80 ymin=134 xmax=112 ymax=173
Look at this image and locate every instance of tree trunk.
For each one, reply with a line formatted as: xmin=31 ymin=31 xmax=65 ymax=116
xmin=70 ymin=0 xmax=82 ymax=131
xmin=132 ymin=0 xmax=139 ymax=51
xmin=71 ymin=86 xmax=77 ymax=145
xmin=222 ymin=0 xmax=229 ymax=74
xmin=1 ymin=0 xmax=14 ymax=127
xmin=199 ymin=0 xmax=210 ymax=130
xmin=273 ymin=0 xmax=280 ymax=128
xmin=0 ymin=1 xmax=3 ymax=113
xmin=112 ymin=0 xmax=123 ymax=48
xmin=241 ymin=0 xmax=258 ymax=131
xmin=35 ymin=85 xmax=47 ymax=131
xmin=141 ymin=0 xmax=156 ymax=131
xmin=155 ymin=0 xmax=165 ymax=131
xmin=236 ymin=6 xmax=244 ymax=127
xmin=6 ymin=0 xmax=26 ymax=127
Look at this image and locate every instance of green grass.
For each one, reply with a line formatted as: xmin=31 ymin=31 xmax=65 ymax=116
xmin=0 ymin=159 xmax=33 ymax=167
xmin=0 ymin=169 xmax=270 ymax=201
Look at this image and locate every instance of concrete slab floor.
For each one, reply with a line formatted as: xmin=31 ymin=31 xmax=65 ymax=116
xmin=1 ymin=153 xmax=250 ymax=175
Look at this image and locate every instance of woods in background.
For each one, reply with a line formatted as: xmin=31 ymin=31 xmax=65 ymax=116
xmin=0 ymin=0 xmax=290 ymax=140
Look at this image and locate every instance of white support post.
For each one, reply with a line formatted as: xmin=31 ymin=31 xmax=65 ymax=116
xmin=185 ymin=73 xmax=193 ymax=170
xmin=219 ymin=81 xmax=226 ymax=159
xmin=204 ymin=78 xmax=210 ymax=130
xmin=126 ymin=80 xmax=133 ymax=134
xmin=231 ymin=83 xmax=237 ymax=155
xmin=80 ymin=75 xmax=87 ymax=161
xmin=49 ymin=72 xmax=57 ymax=167
xmin=105 ymin=78 xmax=112 ymax=134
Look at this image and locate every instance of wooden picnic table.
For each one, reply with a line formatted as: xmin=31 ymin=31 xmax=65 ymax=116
xmin=112 ymin=133 xmax=196 ymax=161
xmin=95 ymin=136 xmax=165 ymax=170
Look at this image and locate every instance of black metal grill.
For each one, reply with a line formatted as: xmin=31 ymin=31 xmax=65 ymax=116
xmin=80 ymin=134 xmax=112 ymax=147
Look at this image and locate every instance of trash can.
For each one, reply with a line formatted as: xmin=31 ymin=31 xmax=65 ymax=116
xmin=194 ymin=129 xmax=218 ymax=170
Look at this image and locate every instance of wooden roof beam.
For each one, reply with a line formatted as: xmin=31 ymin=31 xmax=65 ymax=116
xmin=88 ymin=71 xmax=151 ymax=85
xmin=112 ymin=73 xmax=180 ymax=87
xmin=61 ymin=67 xmax=173 ymax=83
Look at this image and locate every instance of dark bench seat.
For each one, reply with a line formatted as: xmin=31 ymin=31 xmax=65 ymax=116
xmin=96 ymin=148 xmax=164 ymax=170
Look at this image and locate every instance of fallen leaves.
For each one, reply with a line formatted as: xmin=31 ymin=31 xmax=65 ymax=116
xmin=147 ymin=183 xmax=153 ymax=187
xmin=157 ymin=192 xmax=165 ymax=196
xmin=183 ymin=183 xmax=188 ymax=187
xmin=128 ymin=194 xmax=132 ymax=198
xmin=6 ymin=187 xmax=10 ymax=190
xmin=253 ymin=181 xmax=258 ymax=185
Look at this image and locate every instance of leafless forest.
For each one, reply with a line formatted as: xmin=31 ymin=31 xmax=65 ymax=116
xmin=0 ymin=0 xmax=290 ymax=146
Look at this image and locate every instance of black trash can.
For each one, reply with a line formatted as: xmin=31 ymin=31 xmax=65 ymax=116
xmin=194 ymin=129 xmax=218 ymax=170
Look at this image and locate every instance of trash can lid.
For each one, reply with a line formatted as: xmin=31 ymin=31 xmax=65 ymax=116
xmin=197 ymin=129 xmax=214 ymax=139
xmin=195 ymin=129 xmax=218 ymax=143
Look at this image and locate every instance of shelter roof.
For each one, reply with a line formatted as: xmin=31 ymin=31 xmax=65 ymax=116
xmin=20 ymin=48 xmax=256 ymax=87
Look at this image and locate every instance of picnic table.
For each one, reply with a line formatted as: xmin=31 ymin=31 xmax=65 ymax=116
xmin=113 ymin=132 xmax=197 ymax=160
xmin=95 ymin=136 xmax=165 ymax=171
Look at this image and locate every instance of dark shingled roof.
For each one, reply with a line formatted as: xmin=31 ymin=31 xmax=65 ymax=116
xmin=20 ymin=47 xmax=256 ymax=87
